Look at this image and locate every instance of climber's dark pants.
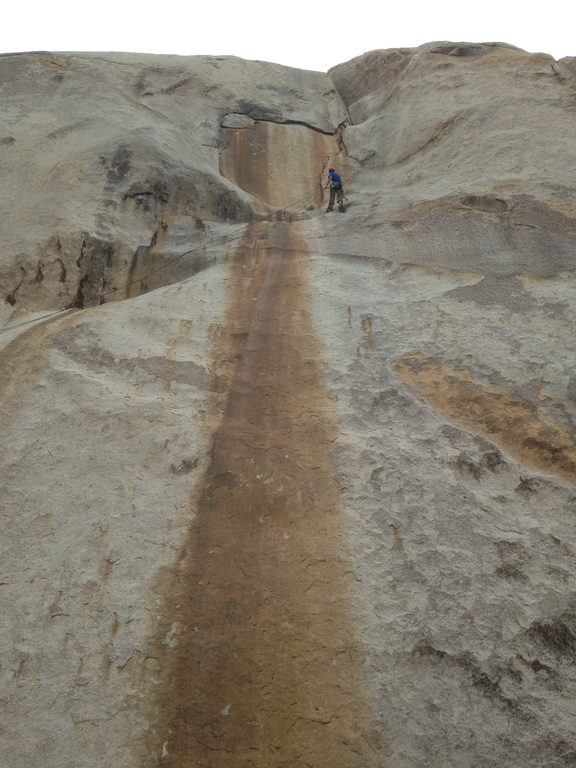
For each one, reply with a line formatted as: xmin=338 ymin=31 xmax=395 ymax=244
xmin=327 ymin=184 xmax=344 ymax=210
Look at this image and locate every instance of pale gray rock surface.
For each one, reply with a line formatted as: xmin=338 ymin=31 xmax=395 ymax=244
xmin=310 ymin=41 xmax=576 ymax=767
xmin=2 ymin=43 xmax=576 ymax=768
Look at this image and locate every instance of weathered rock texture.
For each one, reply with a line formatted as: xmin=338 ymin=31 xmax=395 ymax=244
xmin=2 ymin=42 xmax=576 ymax=767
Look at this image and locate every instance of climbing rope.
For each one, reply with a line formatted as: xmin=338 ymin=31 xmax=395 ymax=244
xmin=0 ymin=224 xmax=253 ymax=338
xmin=0 ymin=192 xmax=419 ymax=339
xmin=0 ymin=308 xmax=76 ymax=336
xmin=281 ymin=189 xmax=324 ymax=213
xmin=0 ymin=188 xmax=337 ymax=340
xmin=82 ymin=224 xmax=252 ymax=305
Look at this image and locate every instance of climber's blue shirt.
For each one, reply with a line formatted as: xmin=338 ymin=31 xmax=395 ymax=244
xmin=329 ymin=171 xmax=342 ymax=184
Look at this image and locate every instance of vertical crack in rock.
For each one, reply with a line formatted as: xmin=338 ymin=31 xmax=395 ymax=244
xmin=146 ymin=222 xmax=382 ymax=766
xmin=74 ymin=235 xmax=116 ymax=308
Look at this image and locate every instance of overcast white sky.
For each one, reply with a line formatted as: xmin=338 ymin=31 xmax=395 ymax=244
xmin=2 ymin=0 xmax=574 ymax=72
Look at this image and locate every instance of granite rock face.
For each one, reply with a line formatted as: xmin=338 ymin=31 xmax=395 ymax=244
xmin=2 ymin=43 xmax=576 ymax=768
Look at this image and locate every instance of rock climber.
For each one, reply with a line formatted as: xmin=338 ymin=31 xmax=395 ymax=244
xmin=325 ymin=167 xmax=345 ymax=213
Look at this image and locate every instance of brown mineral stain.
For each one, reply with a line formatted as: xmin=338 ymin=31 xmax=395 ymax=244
xmin=0 ymin=311 xmax=76 ymax=441
xmin=361 ymin=315 xmax=374 ymax=347
xmin=220 ymin=121 xmax=342 ymax=211
xmin=394 ymin=353 xmax=576 ymax=485
xmin=99 ymin=557 xmax=115 ymax=579
xmin=389 ymin=524 xmax=403 ymax=553
xmin=145 ymin=221 xmax=382 ymax=766
xmin=101 ymin=613 xmax=121 ymax=679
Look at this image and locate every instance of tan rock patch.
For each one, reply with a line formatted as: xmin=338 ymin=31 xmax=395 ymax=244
xmin=394 ymin=353 xmax=576 ymax=484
